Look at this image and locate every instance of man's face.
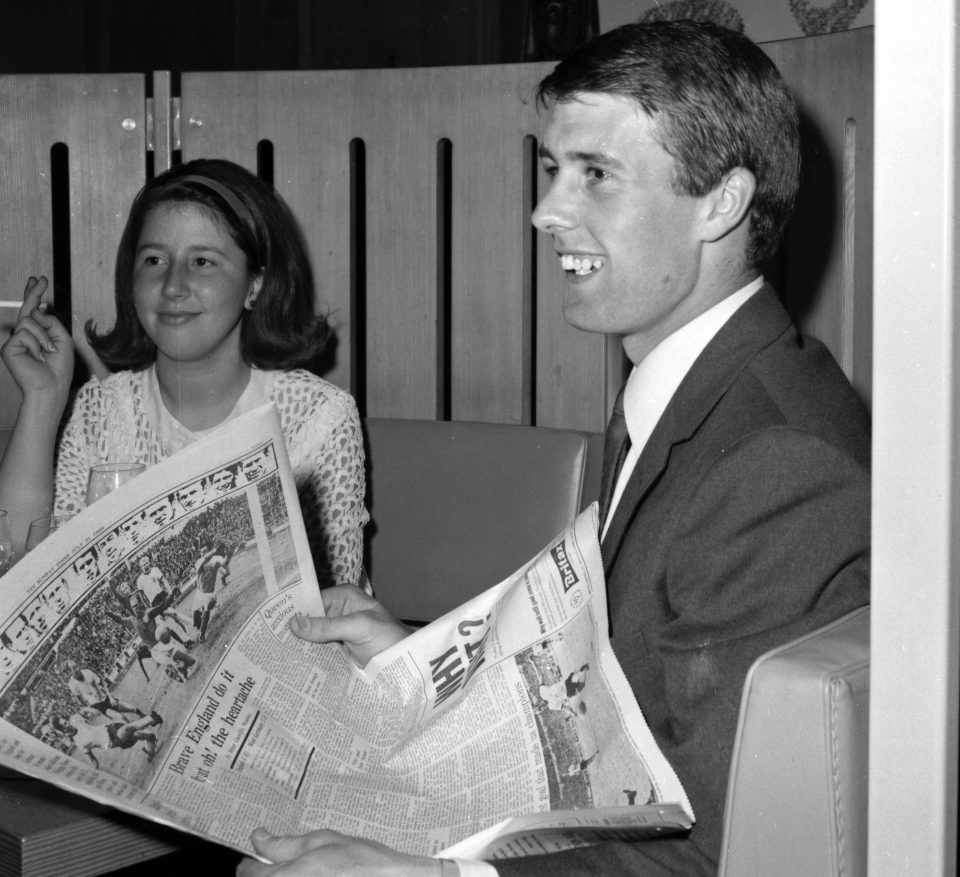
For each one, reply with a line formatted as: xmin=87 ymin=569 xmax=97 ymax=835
xmin=146 ymin=498 xmax=175 ymax=528
xmin=211 ymin=468 xmax=236 ymax=495
xmin=73 ymin=550 xmax=100 ymax=585
xmin=243 ymin=450 xmax=270 ymax=481
xmin=139 ymin=556 xmax=151 ymax=573
xmin=99 ymin=528 xmax=124 ymax=564
xmin=2 ymin=615 xmax=40 ymax=655
xmin=177 ymin=481 xmax=205 ymax=511
xmin=43 ymin=579 xmax=70 ymax=616
xmin=532 ymin=93 xmax=711 ymax=363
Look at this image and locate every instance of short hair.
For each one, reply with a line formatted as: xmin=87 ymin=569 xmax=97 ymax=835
xmin=537 ymin=20 xmax=800 ymax=267
xmin=88 ymin=158 xmax=331 ymax=370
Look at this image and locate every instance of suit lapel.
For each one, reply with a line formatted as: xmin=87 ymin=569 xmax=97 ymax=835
xmin=601 ymin=286 xmax=793 ymax=572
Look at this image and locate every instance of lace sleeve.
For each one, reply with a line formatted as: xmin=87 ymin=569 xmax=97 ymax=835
xmin=53 ymin=382 xmax=102 ymax=516
xmin=279 ymin=375 xmax=369 ymax=590
xmin=305 ymin=403 xmax=368 ymax=589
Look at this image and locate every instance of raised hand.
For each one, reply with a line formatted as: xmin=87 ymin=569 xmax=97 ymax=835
xmin=0 ymin=276 xmax=74 ymax=405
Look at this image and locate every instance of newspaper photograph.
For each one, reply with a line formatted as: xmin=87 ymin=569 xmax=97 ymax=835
xmin=0 ymin=402 xmax=693 ymax=860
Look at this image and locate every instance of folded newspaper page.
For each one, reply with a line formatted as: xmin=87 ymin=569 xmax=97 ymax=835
xmin=0 ymin=402 xmax=693 ymax=860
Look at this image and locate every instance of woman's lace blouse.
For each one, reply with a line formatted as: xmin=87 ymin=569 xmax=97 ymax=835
xmin=53 ymin=367 xmax=368 ymax=589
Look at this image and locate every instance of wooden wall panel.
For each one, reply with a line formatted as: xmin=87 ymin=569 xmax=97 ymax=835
xmin=0 ymin=28 xmax=871 ymax=435
xmin=765 ymin=27 xmax=874 ymax=407
xmin=180 ymin=64 xmax=612 ymax=427
xmin=179 ymin=71 xmax=358 ymax=399
xmin=0 ymin=74 xmax=146 ymax=427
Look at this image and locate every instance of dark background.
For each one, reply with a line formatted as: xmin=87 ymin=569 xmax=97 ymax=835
xmin=0 ymin=0 xmax=602 ymax=73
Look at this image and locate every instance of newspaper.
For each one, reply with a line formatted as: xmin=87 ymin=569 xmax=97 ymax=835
xmin=0 ymin=403 xmax=693 ymax=860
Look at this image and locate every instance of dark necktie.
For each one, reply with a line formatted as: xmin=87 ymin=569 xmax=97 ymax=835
xmin=597 ymin=384 xmax=631 ymax=532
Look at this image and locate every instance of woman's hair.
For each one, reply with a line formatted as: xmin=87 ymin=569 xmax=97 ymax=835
xmin=537 ymin=20 xmax=800 ymax=268
xmin=88 ymin=158 xmax=330 ymax=370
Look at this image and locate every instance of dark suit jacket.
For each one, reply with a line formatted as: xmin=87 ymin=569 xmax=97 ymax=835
xmin=496 ymin=286 xmax=871 ymax=876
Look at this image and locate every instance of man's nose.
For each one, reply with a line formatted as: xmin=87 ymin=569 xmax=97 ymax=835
xmin=532 ymin=181 xmax=577 ymax=234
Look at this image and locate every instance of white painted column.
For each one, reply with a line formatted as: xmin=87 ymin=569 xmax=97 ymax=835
xmin=872 ymin=3 xmax=960 ymax=874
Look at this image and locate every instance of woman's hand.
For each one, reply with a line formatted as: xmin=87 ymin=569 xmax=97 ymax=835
xmin=289 ymin=586 xmax=412 ymax=667
xmin=1 ymin=276 xmax=74 ymax=404
xmin=237 ymin=828 xmax=442 ymax=877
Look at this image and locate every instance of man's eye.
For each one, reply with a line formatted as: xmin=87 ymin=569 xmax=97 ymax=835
xmin=587 ymin=167 xmax=608 ymax=181
xmin=194 ymin=257 xmax=211 ymax=267
xmin=542 ymin=164 xmax=559 ymax=178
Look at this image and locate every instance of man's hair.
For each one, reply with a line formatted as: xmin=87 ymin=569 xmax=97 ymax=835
xmin=537 ymin=20 xmax=800 ymax=267
xmin=88 ymin=157 xmax=331 ymax=370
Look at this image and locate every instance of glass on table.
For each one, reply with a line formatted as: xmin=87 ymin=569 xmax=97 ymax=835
xmin=85 ymin=462 xmax=146 ymax=506
xmin=0 ymin=511 xmax=14 ymax=574
xmin=25 ymin=514 xmax=75 ymax=552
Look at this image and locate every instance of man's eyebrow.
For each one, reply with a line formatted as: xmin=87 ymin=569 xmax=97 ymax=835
xmin=537 ymin=144 xmax=626 ymax=171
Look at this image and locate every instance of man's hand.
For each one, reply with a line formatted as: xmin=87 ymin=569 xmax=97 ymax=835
xmin=289 ymin=586 xmax=412 ymax=667
xmin=236 ymin=828 xmax=441 ymax=877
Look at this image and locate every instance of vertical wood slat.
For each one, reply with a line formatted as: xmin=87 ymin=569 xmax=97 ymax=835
xmin=0 ymin=74 xmax=146 ymax=427
xmin=179 ymin=64 xmax=612 ymax=429
xmin=0 ymin=29 xmax=870 ymax=436
xmin=765 ymin=27 xmax=874 ymax=406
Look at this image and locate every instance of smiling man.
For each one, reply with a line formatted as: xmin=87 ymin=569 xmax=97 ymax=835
xmin=239 ymin=20 xmax=870 ymax=877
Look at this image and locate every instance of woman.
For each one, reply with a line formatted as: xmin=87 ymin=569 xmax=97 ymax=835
xmin=0 ymin=158 xmax=367 ymax=589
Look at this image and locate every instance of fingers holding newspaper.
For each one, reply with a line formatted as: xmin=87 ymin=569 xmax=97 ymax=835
xmin=288 ymin=585 xmax=413 ymax=667
xmin=237 ymin=827 xmax=442 ymax=877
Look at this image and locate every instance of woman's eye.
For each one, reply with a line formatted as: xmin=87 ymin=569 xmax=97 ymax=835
xmin=587 ymin=167 xmax=608 ymax=182
xmin=143 ymin=256 xmax=161 ymax=267
xmin=194 ymin=257 xmax=211 ymax=267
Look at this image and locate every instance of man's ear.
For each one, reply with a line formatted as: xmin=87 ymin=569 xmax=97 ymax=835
xmin=699 ymin=167 xmax=756 ymax=243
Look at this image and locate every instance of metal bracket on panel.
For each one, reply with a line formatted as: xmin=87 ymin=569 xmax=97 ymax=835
xmin=144 ymin=97 xmax=182 ymax=154
xmin=145 ymin=97 xmax=156 ymax=152
xmin=147 ymin=72 xmax=179 ymax=171
xmin=170 ymin=97 xmax=182 ymax=152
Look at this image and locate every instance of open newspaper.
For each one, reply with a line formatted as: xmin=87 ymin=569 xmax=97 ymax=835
xmin=0 ymin=403 xmax=692 ymax=861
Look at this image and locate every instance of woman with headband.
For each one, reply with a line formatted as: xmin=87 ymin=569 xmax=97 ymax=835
xmin=0 ymin=158 xmax=368 ymax=592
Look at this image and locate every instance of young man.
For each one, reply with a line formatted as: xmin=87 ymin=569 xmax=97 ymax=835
xmin=239 ymin=20 xmax=869 ymax=877
xmin=192 ymin=541 xmax=231 ymax=643
xmin=66 ymin=666 xmax=147 ymax=721
xmin=134 ymin=553 xmax=169 ymax=610
xmin=59 ymin=707 xmax=163 ymax=768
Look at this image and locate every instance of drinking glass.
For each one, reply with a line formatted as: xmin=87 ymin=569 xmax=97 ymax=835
xmin=0 ymin=511 xmax=15 ymax=574
xmin=25 ymin=514 xmax=75 ymax=552
xmin=85 ymin=462 xmax=146 ymax=506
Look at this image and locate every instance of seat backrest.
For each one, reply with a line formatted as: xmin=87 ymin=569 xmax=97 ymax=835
xmin=719 ymin=606 xmax=870 ymax=877
xmin=363 ymin=418 xmax=603 ymax=623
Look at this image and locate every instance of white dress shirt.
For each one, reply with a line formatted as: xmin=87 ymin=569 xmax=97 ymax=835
xmin=601 ymin=277 xmax=763 ymax=541
xmin=446 ymin=277 xmax=763 ymax=877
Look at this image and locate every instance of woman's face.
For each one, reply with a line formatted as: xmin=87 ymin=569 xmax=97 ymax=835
xmin=132 ymin=201 xmax=262 ymax=369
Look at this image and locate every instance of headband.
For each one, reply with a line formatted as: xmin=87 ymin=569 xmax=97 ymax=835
xmin=177 ymin=174 xmax=257 ymax=238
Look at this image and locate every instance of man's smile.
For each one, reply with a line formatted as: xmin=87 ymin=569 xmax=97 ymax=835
xmin=559 ymin=252 xmax=605 ymax=276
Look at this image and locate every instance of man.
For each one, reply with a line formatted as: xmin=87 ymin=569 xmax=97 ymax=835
xmin=192 ymin=541 xmax=231 ymax=643
xmin=106 ymin=580 xmax=193 ymax=681
xmin=66 ymin=666 xmax=147 ymax=721
xmin=149 ymin=628 xmax=196 ymax=682
xmin=134 ymin=553 xmax=170 ymax=610
xmin=59 ymin=707 xmax=163 ymax=768
xmin=238 ymin=20 xmax=869 ymax=877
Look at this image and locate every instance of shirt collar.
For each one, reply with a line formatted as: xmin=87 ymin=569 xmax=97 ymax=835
xmin=622 ymin=276 xmax=764 ymax=456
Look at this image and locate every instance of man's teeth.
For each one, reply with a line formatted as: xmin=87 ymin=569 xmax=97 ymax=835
xmin=560 ymin=254 xmax=604 ymax=276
